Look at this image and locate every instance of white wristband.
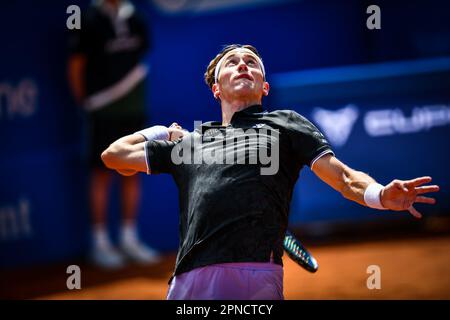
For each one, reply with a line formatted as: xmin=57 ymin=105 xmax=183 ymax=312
xmin=135 ymin=125 xmax=169 ymax=141
xmin=364 ymin=183 xmax=387 ymax=210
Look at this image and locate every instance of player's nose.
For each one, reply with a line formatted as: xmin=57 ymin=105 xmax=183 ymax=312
xmin=237 ymin=60 xmax=248 ymax=72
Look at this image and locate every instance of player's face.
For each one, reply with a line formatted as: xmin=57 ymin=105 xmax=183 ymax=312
xmin=215 ymin=49 xmax=269 ymax=102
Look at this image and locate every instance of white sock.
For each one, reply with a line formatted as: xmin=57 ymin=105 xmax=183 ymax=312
xmin=93 ymin=225 xmax=112 ymax=250
xmin=121 ymin=222 xmax=139 ymax=247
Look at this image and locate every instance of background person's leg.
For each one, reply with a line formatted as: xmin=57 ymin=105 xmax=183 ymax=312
xmin=121 ymin=174 xmax=141 ymax=223
xmin=90 ymin=167 xmax=125 ymax=269
xmin=119 ymin=174 xmax=160 ymax=264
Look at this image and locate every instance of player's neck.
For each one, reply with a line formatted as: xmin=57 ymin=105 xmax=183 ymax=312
xmin=220 ymin=98 xmax=261 ymax=126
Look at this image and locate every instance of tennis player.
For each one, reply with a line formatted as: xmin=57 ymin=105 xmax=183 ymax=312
xmin=101 ymin=44 xmax=439 ymax=300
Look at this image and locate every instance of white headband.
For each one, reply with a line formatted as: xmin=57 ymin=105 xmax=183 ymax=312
xmin=214 ymin=48 xmax=266 ymax=84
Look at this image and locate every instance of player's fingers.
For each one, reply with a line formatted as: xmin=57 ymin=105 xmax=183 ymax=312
xmin=393 ymin=180 xmax=409 ymax=192
xmin=415 ymin=196 xmax=436 ymax=204
xmin=415 ymin=185 xmax=440 ymax=194
xmin=408 ymin=206 xmax=422 ymax=219
xmin=404 ymin=176 xmax=432 ymax=188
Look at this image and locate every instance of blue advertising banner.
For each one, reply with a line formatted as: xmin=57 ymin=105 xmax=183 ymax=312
xmin=270 ymin=58 xmax=450 ymax=223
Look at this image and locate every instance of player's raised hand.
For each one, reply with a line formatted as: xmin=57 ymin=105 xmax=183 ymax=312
xmin=380 ymin=176 xmax=440 ymax=218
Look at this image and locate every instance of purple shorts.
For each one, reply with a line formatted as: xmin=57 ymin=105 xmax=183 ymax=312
xmin=166 ymin=262 xmax=284 ymax=300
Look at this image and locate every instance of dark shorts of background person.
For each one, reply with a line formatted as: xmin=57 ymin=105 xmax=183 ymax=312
xmin=87 ymin=82 xmax=147 ymax=168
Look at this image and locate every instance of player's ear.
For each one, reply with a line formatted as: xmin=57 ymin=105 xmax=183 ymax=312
xmin=212 ymin=83 xmax=220 ymax=100
xmin=262 ymin=81 xmax=270 ymax=96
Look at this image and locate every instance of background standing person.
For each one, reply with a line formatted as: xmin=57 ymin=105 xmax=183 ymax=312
xmin=67 ymin=0 xmax=159 ymax=269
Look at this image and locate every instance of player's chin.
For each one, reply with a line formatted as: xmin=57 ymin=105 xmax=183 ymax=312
xmin=231 ymin=86 xmax=259 ymax=97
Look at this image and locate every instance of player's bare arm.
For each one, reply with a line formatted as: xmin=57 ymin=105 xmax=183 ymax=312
xmin=102 ymin=134 xmax=148 ymax=174
xmin=312 ymin=154 xmax=440 ymax=218
xmin=101 ymin=123 xmax=185 ymax=176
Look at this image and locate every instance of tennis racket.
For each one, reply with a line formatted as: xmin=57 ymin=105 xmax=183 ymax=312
xmin=283 ymin=230 xmax=319 ymax=273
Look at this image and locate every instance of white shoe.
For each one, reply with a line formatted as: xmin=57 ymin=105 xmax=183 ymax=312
xmin=90 ymin=245 xmax=126 ymax=269
xmin=120 ymin=241 xmax=161 ymax=265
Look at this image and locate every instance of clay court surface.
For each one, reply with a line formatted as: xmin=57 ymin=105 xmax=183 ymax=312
xmin=2 ymin=234 xmax=450 ymax=300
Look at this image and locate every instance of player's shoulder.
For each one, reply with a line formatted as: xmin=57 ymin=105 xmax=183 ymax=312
xmin=193 ymin=121 xmax=221 ymax=134
xmin=196 ymin=120 xmax=221 ymax=128
xmin=265 ymin=108 xmax=311 ymax=124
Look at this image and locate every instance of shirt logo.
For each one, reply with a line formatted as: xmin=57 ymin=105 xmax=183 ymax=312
xmin=312 ymin=104 xmax=359 ymax=147
xmin=203 ymin=128 xmax=221 ymax=138
xmin=252 ymin=123 xmax=265 ymax=129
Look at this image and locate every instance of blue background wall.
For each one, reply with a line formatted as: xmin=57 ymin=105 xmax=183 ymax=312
xmin=1 ymin=0 xmax=449 ymax=267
